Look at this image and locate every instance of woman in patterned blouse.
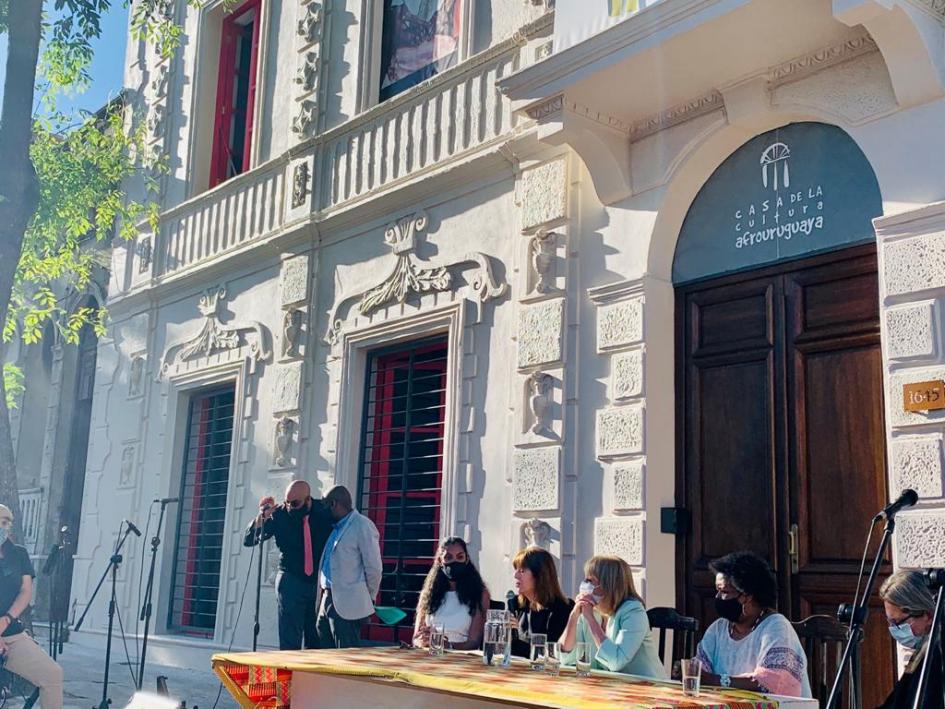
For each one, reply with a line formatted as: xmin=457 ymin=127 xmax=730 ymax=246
xmin=693 ymin=551 xmax=811 ymax=697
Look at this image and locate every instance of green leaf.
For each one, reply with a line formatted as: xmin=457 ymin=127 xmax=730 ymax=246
xmin=3 ymin=365 xmax=24 ymax=410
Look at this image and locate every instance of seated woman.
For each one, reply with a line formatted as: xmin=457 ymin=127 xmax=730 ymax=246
xmin=694 ymin=551 xmax=811 ymax=697
xmin=879 ymin=569 xmax=943 ymax=709
xmin=508 ymin=546 xmax=574 ymax=657
xmin=413 ymin=537 xmax=490 ymax=650
xmin=559 ymin=555 xmax=665 ymax=677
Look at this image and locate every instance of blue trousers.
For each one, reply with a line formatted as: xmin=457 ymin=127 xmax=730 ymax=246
xmin=275 ymin=571 xmax=318 ymax=650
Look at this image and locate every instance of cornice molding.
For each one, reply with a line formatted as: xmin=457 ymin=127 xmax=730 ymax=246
xmin=626 ymin=91 xmax=723 ymax=142
xmin=769 ymin=32 xmax=879 ymax=86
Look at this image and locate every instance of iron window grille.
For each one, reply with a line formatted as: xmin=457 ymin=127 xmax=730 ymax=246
xmin=167 ymin=387 xmax=236 ymax=637
xmin=357 ymin=337 xmax=449 ymax=642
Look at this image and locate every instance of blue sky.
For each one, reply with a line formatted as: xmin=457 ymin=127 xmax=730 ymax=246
xmin=0 ymin=2 xmax=128 ymax=116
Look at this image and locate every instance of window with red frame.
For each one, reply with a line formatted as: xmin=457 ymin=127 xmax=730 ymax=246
xmin=168 ymin=387 xmax=235 ymax=636
xmin=358 ymin=338 xmax=448 ymax=642
xmin=209 ymin=0 xmax=261 ymax=188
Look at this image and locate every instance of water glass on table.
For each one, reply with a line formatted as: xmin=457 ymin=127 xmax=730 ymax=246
xmin=529 ymin=633 xmax=547 ymax=671
xmin=429 ymin=625 xmax=446 ymax=657
xmin=544 ymin=642 xmax=561 ymax=677
xmin=482 ymin=618 xmax=508 ymax=666
xmin=574 ymin=642 xmax=592 ymax=678
xmin=680 ymin=658 xmax=701 ymax=697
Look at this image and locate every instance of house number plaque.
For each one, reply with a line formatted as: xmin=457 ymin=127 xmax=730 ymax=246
xmin=903 ymin=380 xmax=945 ymax=412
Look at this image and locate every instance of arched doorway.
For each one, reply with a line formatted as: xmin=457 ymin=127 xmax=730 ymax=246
xmin=673 ymin=122 xmax=892 ymax=705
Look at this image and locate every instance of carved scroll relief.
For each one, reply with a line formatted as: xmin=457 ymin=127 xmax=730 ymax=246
xmin=325 ymin=210 xmax=508 ymax=345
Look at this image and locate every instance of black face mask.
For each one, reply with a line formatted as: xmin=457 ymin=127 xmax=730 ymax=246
xmin=441 ymin=561 xmax=468 ymax=581
xmin=715 ymin=595 xmax=744 ymax=622
xmin=289 ymin=502 xmax=309 ymax=519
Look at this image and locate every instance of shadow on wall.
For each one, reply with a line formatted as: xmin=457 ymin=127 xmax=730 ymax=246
xmin=322 ymin=6 xmax=356 ymax=130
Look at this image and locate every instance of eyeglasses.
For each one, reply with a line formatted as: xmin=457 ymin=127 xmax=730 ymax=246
xmin=286 ymin=498 xmax=308 ymax=509
xmin=887 ymin=614 xmax=918 ymax=629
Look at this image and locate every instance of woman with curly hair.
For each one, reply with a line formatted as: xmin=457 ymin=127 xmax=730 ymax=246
xmin=412 ymin=537 xmax=490 ymax=650
xmin=693 ymin=550 xmax=811 ymax=697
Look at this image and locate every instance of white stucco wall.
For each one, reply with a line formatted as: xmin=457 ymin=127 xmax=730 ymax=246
xmin=71 ymin=0 xmax=945 ymax=658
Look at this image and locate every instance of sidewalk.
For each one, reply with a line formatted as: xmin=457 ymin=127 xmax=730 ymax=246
xmin=6 ymin=628 xmax=239 ymax=709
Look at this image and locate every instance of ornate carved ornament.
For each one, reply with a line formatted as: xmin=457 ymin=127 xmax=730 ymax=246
xmin=292 ymin=161 xmax=310 ymax=208
xmin=297 ymin=2 xmax=322 ymax=44
xmin=520 ymin=518 xmax=552 ymax=549
xmin=292 ymin=99 xmax=318 ymax=137
xmin=325 ymin=211 xmax=509 ymax=345
xmin=915 ymin=0 xmax=945 ymax=20
xmin=158 ymin=286 xmax=271 ymax=379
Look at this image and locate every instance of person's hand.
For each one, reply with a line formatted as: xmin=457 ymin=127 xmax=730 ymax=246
xmin=0 ymin=616 xmax=11 ymax=636
xmin=257 ymin=496 xmax=276 ymax=526
xmin=0 ymin=638 xmax=8 ymax=656
xmin=414 ymin=624 xmax=431 ymax=648
xmin=574 ymin=591 xmax=597 ymax=618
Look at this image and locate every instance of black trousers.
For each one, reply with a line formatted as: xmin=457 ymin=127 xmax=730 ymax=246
xmin=275 ymin=570 xmax=318 ymax=650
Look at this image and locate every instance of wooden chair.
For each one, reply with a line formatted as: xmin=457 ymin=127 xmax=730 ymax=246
xmin=793 ymin=614 xmax=860 ymax=708
xmin=647 ymin=607 xmax=699 ymax=666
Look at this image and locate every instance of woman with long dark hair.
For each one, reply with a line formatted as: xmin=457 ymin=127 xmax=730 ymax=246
xmin=412 ymin=537 xmax=490 ymax=651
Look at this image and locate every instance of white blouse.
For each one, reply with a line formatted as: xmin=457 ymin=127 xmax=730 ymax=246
xmin=426 ymin=591 xmax=473 ymax=644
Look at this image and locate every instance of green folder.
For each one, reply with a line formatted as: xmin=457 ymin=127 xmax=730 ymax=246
xmin=374 ymin=606 xmax=407 ymax=626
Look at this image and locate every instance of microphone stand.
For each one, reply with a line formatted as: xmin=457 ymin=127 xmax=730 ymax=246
xmin=137 ymin=500 xmax=175 ymax=690
xmin=253 ymin=517 xmax=266 ymax=652
xmin=912 ymin=572 xmax=945 ymax=709
xmin=826 ymin=515 xmax=895 ymax=709
xmin=74 ymin=521 xmax=137 ymax=709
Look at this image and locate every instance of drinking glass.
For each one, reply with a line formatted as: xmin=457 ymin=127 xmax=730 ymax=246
xmin=681 ymin=658 xmax=701 ymax=697
xmin=529 ymin=633 xmax=547 ymax=671
xmin=482 ymin=620 xmax=507 ymax=666
xmin=544 ymin=641 xmax=561 ymax=677
xmin=574 ymin=641 xmax=592 ymax=678
xmin=429 ymin=625 xmax=445 ymax=657
xmin=484 ymin=610 xmax=512 ymax=667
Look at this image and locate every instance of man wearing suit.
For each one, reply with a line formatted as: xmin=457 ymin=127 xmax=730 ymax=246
xmin=316 ymin=485 xmax=383 ymax=648
xmin=243 ymin=479 xmax=332 ymax=650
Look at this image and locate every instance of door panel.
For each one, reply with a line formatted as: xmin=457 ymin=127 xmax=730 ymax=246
xmin=785 ymin=256 xmax=893 ymax=707
xmin=677 ymin=246 xmax=894 ymax=706
xmin=682 ymin=278 xmax=783 ymax=622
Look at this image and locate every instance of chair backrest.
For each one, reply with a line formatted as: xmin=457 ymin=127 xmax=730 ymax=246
xmin=793 ymin=614 xmax=859 ymax=708
xmin=646 ymin=607 xmax=699 ymax=666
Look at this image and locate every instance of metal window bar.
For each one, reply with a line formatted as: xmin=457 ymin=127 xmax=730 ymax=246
xmin=167 ymin=387 xmax=235 ymax=637
xmin=357 ymin=337 xmax=448 ymax=642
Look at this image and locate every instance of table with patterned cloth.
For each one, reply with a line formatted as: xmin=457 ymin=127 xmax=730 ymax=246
xmin=212 ymin=646 xmax=819 ymax=709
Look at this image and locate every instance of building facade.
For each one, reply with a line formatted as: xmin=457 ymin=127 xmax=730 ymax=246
xmin=70 ymin=0 xmax=945 ymax=702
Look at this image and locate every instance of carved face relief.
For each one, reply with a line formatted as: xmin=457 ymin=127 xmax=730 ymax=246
xmin=521 ymin=519 xmax=552 ymax=549
xmin=292 ymin=162 xmax=310 ymax=209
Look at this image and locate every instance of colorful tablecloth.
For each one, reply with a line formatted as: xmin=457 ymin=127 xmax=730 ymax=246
xmin=212 ymin=646 xmax=780 ymax=709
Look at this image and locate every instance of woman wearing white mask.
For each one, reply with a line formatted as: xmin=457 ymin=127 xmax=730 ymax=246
xmin=879 ymin=570 xmax=943 ymax=709
xmin=559 ymin=555 xmax=664 ymax=677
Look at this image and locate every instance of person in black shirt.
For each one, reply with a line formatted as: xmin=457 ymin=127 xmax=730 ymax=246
xmin=243 ymin=480 xmax=332 ymax=650
xmin=879 ymin=570 xmax=944 ymax=709
xmin=0 ymin=504 xmax=63 ymax=708
xmin=508 ymin=546 xmax=574 ymax=658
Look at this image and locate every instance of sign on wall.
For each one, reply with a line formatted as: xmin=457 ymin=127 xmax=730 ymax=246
xmin=554 ymin=0 xmax=648 ymax=52
xmin=672 ymin=122 xmax=883 ymax=285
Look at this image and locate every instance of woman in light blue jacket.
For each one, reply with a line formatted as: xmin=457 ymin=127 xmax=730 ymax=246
xmin=559 ymin=555 xmax=665 ymax=678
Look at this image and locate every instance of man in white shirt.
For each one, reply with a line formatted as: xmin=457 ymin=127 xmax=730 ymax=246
xmin=316 ymin=486 xmax=382 ymax=648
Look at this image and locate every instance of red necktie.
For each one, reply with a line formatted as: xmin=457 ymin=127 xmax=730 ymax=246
xmin=303 ymin=515 xmax=314 ymax=576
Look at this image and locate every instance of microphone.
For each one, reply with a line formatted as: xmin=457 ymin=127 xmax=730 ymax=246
xmin=125 ymin=520 xmax=142 ymax=537
xmin=154 ymin=497 xmax=179 ymax=505
xmin=874 ymin=489 xmax=919 ymax=521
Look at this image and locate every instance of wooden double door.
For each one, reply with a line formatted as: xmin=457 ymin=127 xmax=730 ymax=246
xmin=676 ymin=245 xmax=894 ymax=706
